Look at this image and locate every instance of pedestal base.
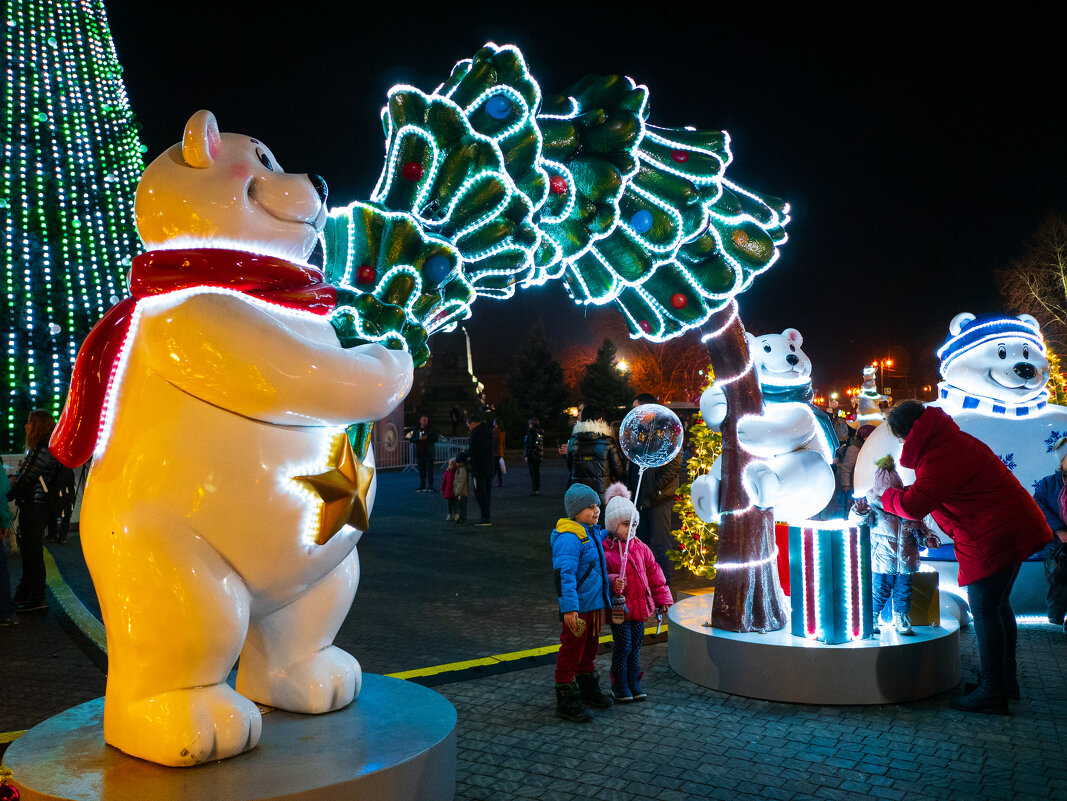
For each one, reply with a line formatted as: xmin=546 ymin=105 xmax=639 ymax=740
xmin=4 ymin=674 xmax=456 ymax=801
xmin=668 ymin=595 xmax=960 ymax=705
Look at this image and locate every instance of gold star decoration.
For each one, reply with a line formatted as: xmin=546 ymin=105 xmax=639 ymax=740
xmin=292 ymin=433 xmax=375 ymax=545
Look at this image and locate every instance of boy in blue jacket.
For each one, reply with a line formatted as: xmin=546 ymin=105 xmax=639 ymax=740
xmin=551 ymin=483 xmax=616 ymax=721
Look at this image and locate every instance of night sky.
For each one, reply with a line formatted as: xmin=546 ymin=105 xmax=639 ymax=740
xmin=103 ymin=2 xmax=1065 ymax=397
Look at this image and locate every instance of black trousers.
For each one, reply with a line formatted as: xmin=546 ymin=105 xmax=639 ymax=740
xmin=15 ymin=503 xmax=48 ymax=603
xmin=528 ymin=458 xmax=541 ymax=492
xmin=473 ymin=474 xmax=492 ymax=520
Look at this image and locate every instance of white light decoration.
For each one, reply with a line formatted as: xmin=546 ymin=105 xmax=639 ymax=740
xmin=2 ymin=0 xmax=143 ymax=450
xmin=788 ymin=522 xmax=872 ymax=644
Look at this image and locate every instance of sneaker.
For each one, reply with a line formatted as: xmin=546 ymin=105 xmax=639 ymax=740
xmin=894 ymin=612 xmax=914 ymax=636
xmin=0 ymin=614 xmax=18 ymax=627
xmin=475 ymin=519 xmax=492 ymax=526
xmin=16 ymin=599 xmax=47 ymax=612
xmin=445 ymin=514 xmax=454 ymax=522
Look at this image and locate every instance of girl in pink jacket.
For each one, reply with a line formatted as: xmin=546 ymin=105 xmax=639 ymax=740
xmin=601 ymin=483 xmax=673 ymax=702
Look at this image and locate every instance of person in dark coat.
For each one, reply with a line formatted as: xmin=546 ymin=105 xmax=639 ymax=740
xmin=6 ymin=410 xmax=63 ymax=613
xmin=467 ymin=412 xmax=494 ymax=526
xmin=409 ymin=415 xmax=439 ymax=492
xmin=566 ymin=405 xmax=625 ymax=504
xmin=523 ymin=418 xmax=544 ymax=495
xmin=1030 ymin=436 xmax=1067 ymax=629
xmin=880 ymin=401 xmax=1049 ymax=714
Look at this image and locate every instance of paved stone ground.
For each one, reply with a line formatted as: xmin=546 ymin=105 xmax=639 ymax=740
xmin=3 ymin=456 xmax=1067 ymax=800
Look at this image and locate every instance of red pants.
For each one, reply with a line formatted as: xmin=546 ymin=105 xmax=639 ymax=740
xmin=555 ymin=610 xmax=602 ymax=684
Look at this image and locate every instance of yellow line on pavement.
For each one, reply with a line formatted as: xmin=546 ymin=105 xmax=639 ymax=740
xmin=387 ymin=623 xmax=665 ymax=680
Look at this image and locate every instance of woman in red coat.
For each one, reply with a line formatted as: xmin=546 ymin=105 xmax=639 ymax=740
xmin=880 ymin=401 xmax=1048 ymax=714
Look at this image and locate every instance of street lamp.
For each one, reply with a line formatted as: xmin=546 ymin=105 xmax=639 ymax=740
xmin=616 ymin=359 xmax=629 ymax=373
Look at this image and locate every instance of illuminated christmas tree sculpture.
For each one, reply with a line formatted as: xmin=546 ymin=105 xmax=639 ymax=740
xmin=325 ymin=44 xmax=791 ymax=631
xmin=1 ymin=0 xmax=144 ymax=451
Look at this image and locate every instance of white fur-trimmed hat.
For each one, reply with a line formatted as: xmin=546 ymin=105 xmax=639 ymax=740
xmin=604 ymin=482 xmax=639 ymax=534
xmin=1054 ymin=437 xmax=1067 ymax=464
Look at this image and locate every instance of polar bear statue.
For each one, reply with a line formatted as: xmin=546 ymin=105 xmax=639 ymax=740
xmin=50 ymin=111 xmax=414 ymax=767
xmin=690 ymin=328 xmax=837 ymax=524
xmin=856 ymin=312 xmax=1067 ymax=497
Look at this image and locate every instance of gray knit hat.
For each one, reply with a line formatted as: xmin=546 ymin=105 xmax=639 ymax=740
xmin=564 ymin=483 xmax=601 ymax=519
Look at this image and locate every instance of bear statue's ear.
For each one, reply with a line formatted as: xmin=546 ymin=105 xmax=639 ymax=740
xmin=182 ymin=110 xmax=221 ymax=169
xmin=782 ymin=328 xmax=803 ymax=346
xmin=1017 ymin=314 xmax=1041 ymax=331
xmin=948 ymin=312 xmax=976 ymax=336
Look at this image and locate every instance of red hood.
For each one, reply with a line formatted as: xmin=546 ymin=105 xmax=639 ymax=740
xmin=899 ymin=406 xmax=958 ymax=471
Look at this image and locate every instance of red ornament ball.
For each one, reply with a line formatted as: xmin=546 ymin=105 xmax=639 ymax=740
xmin=671 ymin=149 xmax=689 ymax=163
xmin=549 ymin=175 xmax=568 ymax=195
xmin=676 ymin=543 xmax=685 ymax=551
xmin=356 ymin=265 xmax=376 ymax=284
xmin=638 ymin=320 xmax=652 ymax=333
xmin=401 ymin=161 xmax=424 ymax=182
xmin=692 ymin=533 xmax=701 ymax=540
xmin=670 ymin=293 xmax=688 ymax=309
xmin=0 ymin=782 xmax=20 ymax=801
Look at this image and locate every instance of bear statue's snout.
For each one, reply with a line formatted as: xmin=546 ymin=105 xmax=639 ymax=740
xmin=1013 ymin=362 xmax=1037 ymax=380
xmin=786 ymin=354 xmax=799 ymax=366
xmin=308 ymin=174 xmax=328 ymax=204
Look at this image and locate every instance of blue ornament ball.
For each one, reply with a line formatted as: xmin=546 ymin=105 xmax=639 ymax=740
xmin=630 ymin=209 xmax=654 ymax=233
xmin=485 ymin=96 xmax=511 ymax=120
xmin=619 ymin=404 xmax=683 ymax=469
xmin=424 ymin=255 xmax=452 ymax=286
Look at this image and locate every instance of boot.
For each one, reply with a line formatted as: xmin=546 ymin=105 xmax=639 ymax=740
xmin=950 ymin=685 xmax=1009 ymax=715
xmin=575 ymin=671 xmax=613 ymax=708
xmin=894 ymin=611 xmax=914 ymax=636
xmin=611 ymin=669 xmax=633 ymax=703
xmin=964 ymin=672 xmax=1020 ymax=700
xmin=555 ymin=682 xmax=592 ymax=722
xmin=629 ymin=673 xmax=647 ymax=701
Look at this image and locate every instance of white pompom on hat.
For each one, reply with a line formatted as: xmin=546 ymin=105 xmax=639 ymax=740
xmin=604 ymin=482 xmax=639 ymax=534
xmin=1054 ymin=437 xmax=1067 ymax=464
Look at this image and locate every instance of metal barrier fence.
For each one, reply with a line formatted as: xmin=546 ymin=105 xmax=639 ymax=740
xmin=369 ymin=427 xmax=469 ymax=472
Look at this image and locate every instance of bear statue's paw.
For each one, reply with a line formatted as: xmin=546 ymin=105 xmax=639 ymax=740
xmin=736 ymin=404 xmax=816 ymax=457
xmin=107 ymin=684 xmax=262 ymax=767
xmin=742 ymin=461 xmax=780 ymax=509
xmin=690 ymin=474 xmax=721 ymax=523
xmin=253 ymin=646 xmax=362 ymax=714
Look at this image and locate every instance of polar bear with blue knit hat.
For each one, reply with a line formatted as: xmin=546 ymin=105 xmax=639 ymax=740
xmin=858 ymin=312 xmax=1067 ymax=499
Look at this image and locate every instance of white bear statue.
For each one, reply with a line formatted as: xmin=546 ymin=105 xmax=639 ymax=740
xmin=855 ymin=365 xmax=888 ymax=425
xmin=50 ymin=111 xmax=414 ymax=767
xmin=857 ymin=312 xmax=1067 ymax=497
xmin=691 ymin=328 xmax=837 ymax=524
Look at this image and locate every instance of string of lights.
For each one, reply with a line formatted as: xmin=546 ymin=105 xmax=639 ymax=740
xmin=2 ymin=0 xmax=144 ymax=451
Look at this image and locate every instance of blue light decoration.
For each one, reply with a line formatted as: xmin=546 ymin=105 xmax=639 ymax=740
xmin=788 ymin=521 xmax=873 ymax=644
xmin=323 ymin=43 xmax=790 ymax=365
xmin=1 ymin=0 xmax=144 ymax=451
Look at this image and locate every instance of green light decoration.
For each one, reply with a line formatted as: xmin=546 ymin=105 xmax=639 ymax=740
xmin=325 ymin=42 xmax=789 ymax=357
xmin=326 ymin=43 xmax=791 ymax=632
xmin=1 ymin=0 xmax=144 ymax=451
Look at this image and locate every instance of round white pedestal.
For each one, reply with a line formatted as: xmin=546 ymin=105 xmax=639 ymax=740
xmin=5 ymin=674 xmax=456 ymax=801
xmin=668 ymin=595 xmax=960 ymax=705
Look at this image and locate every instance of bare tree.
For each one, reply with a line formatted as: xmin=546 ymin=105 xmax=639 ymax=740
xmin=998 ymin=214 xmax=1067 ymax=348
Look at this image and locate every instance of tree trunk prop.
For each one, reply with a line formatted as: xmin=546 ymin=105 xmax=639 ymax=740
xmin=702 ymin=306 xmax=787 ymax=633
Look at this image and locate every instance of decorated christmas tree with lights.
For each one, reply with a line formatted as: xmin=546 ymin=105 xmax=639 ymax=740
xmin=670 ymin=369 xmax=721 ymax=580
xmin=325 ymin=43 xmax=791 ymax=631
xmin=1 ymin=0 xmax=144 ymax=451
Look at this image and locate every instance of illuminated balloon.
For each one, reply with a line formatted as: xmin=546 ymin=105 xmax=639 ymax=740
xmin=619 ymin=404 xmax=683 ymax=469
